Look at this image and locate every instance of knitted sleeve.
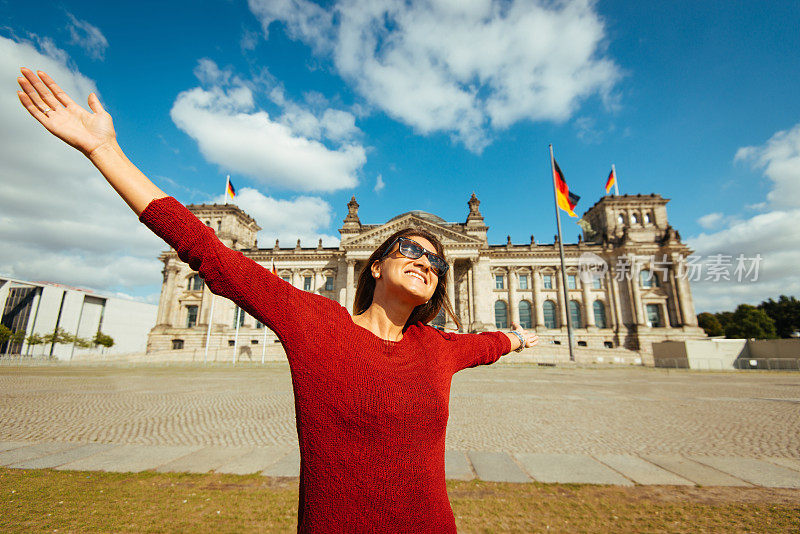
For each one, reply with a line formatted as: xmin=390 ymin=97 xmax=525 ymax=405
xmin=138 ymin=196 xmax=316 ymax=340
xmin=432 ymin=328 xmax=512 ymax=374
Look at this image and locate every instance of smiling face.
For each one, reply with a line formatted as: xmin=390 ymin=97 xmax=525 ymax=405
xmin=372 ymin=235 xmax=440 ymax=307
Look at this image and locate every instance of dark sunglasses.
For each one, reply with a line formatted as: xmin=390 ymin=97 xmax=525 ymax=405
xmin=381 ymin=236 xmax=449 ymax=276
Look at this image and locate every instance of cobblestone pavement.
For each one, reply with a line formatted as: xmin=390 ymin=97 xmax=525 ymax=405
xmin=1 ymin=364 xmax=798 ymax=459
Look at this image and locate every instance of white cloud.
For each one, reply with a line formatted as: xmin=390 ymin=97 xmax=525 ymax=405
xmin=0 ymin=36 xmax=163 ymax=296
xmin=735 ymin=123 xmax=800 ymax=209
xmin=171 ymin=59 xmax=366 ymax=192
xmin=374 ymin=174 xmax=385 ymax=193
xmin=696 ymin=212 xmax=723 ymax=229
xmin=213 ymin=188 xmax=339 ymax=247
xmin=66 ymin=13 xmax=109 ymax=61
xmin=687 ymin=124 xmax=800 ymax=313
xmin=249 ymin=0 xmax=620 ymax=152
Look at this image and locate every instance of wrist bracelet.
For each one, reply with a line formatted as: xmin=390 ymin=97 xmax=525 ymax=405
xmin=510 ymin=331 xmax=526 ymax=352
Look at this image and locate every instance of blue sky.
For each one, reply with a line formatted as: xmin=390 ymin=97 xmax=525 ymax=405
xmin=1 ymin=0 xmax=799 ymax=312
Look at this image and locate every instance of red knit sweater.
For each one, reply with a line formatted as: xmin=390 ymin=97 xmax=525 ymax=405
xmin=140 ymin=197 xmax=511 ymax=533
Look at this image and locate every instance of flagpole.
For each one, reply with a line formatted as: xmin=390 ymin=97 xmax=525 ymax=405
xmin=261 ymin=325 xmax=267 ymax=364
xmin=232 ymin=306 xmax=240 ymax=365
xmin=548 ymin=144 xmax=576 ymax=362
xmin=612 ymin=164 xmax=619 ymax=196
xmin=203 ymin=293 xmax=216 ymax=364
xmin=224 ymin=175 xmax=230 ymax=205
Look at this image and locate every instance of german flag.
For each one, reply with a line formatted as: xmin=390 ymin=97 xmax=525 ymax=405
xmin=553 ymin=159 xmax=580 ymax=217
xmin=226 ymin=179 xmax=236 ymax=199
xmin=605 ymin=168 xmax=616 ymax=194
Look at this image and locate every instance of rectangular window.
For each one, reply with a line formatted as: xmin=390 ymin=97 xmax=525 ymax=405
xmin=232 ymin=306 xmax=245 ymax=327
xmin=568 ymin=274 xmax=577 ymax=289
xmin=171 ymin=339 xmax=184 ymax=350
xmin=543 ymin=275 xmax=553 ymax=289
xmin=592 ymin=278 xmax=602 ymax=289
xmin=646 ymin=304 xmax=663 ymax=327
xmin=518 ymin=275 xmax=528 ymax=290
xmin=186 ymin=305 xmax=198 ymax=328
xmin=304 ymin=276 xmax=312 ymax=291
xmin=325 ymin=276 xmax=334 ymax=291
xmin=495 ymin=274 xmax=504 ymax=289
xmin=251 ymin=339 xmax=259 ymax=344
xmin=255 ymin=321 xmax=263 ymax=329
xmin=281 ymin=276 xmax=291 ymax=284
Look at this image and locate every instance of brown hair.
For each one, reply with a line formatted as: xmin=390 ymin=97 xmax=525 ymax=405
xmin=353 ymin=227 xmax=461 ymax=330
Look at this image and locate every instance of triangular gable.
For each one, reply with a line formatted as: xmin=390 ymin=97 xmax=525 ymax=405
xmin=343 ymin=214 xmax=482 ymax=249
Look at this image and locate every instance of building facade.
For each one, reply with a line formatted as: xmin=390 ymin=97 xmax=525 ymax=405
xmin=146 ymin=193 xmax=706 ymax=363
xmin=0 ymin=276 xmax=157 ymax=359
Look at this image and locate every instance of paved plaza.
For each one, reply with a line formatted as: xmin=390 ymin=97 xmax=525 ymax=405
xmin=1 ymin=363 xmax=799 ymax=487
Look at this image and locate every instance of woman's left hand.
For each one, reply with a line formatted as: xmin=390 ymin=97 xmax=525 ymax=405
xmin=510 ymin=322 xmax=539 ymax=350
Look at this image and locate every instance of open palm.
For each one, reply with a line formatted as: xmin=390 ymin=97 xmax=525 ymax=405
xmin=17 ymin=68 xmax=116 ymax=157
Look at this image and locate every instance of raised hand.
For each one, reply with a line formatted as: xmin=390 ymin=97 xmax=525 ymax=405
xmin=17 ymin=67 xmax=116 ymax=157
xmin=511 ymin=322 xmax=539 ymax=350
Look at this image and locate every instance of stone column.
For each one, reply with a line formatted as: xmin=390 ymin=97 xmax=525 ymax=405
xmin=668 ymin=266 xmax=683 ymax=326
xmin=555 ymin=268 xmax=568 ymax=329
xmin=291 ymin=269 xmax=300 ymax=288
xmin=446 ymin=262 xmax=456 ymax=329
xmin=314 ymin=269 xmax=325 ymax=294
xmin=507 ymin=268 xmax=518 ymax=327
xmin=167 ymin=267 xmax=183 ymax=327
xmin=672 ymin=254 xmax=697 ymax=326
xmin=532 ymin=269 xmax=544 ymax=329
xmin=346 ymin=260 xmax=356 ymax=313
xmin=662 ymin=302 xmax=672 ymax=327
xmin=629 ymin=264 xmax=645 ymax=325
xmin=581 ymin=276 xmax=595 ymax=328
xmin=605 ymin=270 xmax=618 ymax=330
xmin=471 ymin=257 xmax=493 ymax=329
xmin=156 ymin=264 xmax=178 ymax=326
xmin=467 ymin=262 xmax=475 ymax=328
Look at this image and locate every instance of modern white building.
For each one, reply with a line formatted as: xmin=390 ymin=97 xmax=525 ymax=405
xmin=0 ymin=276 xmax=157 ymax=359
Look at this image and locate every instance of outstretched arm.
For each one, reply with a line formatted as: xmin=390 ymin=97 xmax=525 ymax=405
xmin=506 ymin=322 xmax=539 ymax=352
xmin=16 ymin=68 xmax=166 ymax=215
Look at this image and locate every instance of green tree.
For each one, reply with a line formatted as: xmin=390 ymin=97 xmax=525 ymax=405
xmin=0 ymin=325 xmax=26 ymax=355
xmin=43 ymin=327 xmax=74 ymax=348
xmin=697 ymin=312 xmax=724 ymax=337
xmin=26 ymin=333 xmax=45 ymax=355
xmin=724 ymin=304 xmax=777 ymax=339
xmin=758 ymin=295 xmax=800 ymax=338
xmin=93 ymin=331 xmax=115 ymax=353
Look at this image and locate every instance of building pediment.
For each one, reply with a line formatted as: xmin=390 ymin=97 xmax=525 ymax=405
xmin=342 ymin=214 xmax=484 ymax=251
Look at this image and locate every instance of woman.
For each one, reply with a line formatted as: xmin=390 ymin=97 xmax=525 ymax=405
xmin=16 ymin=68 xmax=538 ymax=533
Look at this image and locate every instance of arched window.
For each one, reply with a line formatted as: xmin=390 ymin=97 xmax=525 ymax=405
xmin=543 ymin=300 xmax=558 ymax=329
xmin=188 ymin=274 xmax=204 ymax=290
xmin=432 ymin=307 xmax=446 ymax=328
xmin=232 ymin=306 xmax=245 ymax=328
xmin=631 ymin=213 xmax=640 ymax=224
xmin=494 ymin=301 xmax=508 ymax=329
xmin=569 ymin=300 xmax=582 ymax=328
xmin=640 ymin=269 xmax=659 ymax=288
xmin=617 ymin=214 xmax=625 ymax=225
xmin=644 ymin=212 xmax=652 ymax=224
xmin=518 ymin=301 xmax=532 ymax=329
xmin=593 ymin=300 xmax=607 ymax=329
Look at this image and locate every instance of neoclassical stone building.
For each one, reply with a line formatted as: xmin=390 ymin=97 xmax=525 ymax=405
xmin=146 ymin=193 xmax=706 ymax=362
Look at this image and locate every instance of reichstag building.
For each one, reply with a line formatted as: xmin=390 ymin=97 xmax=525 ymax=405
xmin=146 ymin=193 xmax=706 ymax=363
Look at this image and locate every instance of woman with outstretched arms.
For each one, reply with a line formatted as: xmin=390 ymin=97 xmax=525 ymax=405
xmin=16 ymin=68 xmax=538 ymax=533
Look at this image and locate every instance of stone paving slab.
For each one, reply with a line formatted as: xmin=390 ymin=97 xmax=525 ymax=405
xmin=444 ymin=450 xmax=474 ymax=481
xmin=468 ymin=451 xmax=531 ymax=483
xmin=594 ymin=454 xmax=694 ymax=486
xmin=515 ymin=453 xmax=633 ymax=486
xmin=641 ymin=455 xmax=751 ymax=487
xmin=765 ymin=457 xmax=800 ymax=473
xmin=0 ymin=442 xmax=79 ymax=466
xmin=262 ymin=449 xmax=300 ymax=477
xmin=689 ymin=456 xmax=800 ymax=489
xmin=9 ymin=443 xmax=118 ymax=470
xmin=215 ymin=446 xmax=290 ymax=475
xmin=56 ymin=445 xmax=203 ymax=473
xmin=0 ymin=441 xmax=31 ymax=453
xmin=156 ymin=446 xmax=253 ymax=474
